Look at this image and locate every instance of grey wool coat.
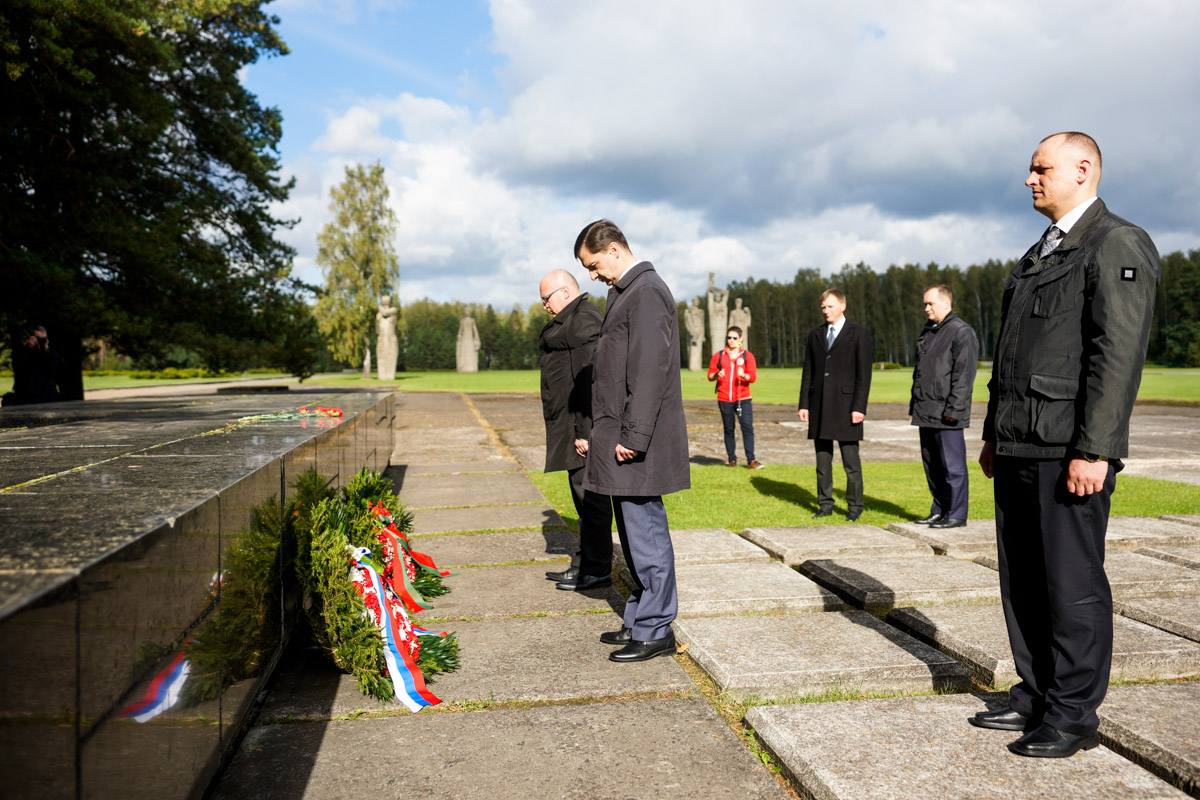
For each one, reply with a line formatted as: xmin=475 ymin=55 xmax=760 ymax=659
xmin=583 ymin=262 xmax=691 ymax=497
xmin=798 ymin=319 xmax=873 ymax=441
xmin=539 ymin=292 xmax=602 ymax=473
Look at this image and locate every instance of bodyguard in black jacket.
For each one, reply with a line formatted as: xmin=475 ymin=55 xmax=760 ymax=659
xmin=538 ymin=270 xmax=613 ymax=591
xmin=972 ymin=133 xmax=1160 ymax=759
xmin=908 ymin=287 xmax=978 ymax=528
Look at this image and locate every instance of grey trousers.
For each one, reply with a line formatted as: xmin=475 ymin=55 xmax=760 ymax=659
xmin=612 ymin=495 xmax=677 ymax=641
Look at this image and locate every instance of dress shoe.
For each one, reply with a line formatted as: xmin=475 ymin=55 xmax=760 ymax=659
xmin=747 ymin=460 xmax=764 ymax=469
xmin=600 ymin=626 xmax=633 ymax=645
xmin=930 ymin=518 xmax=967 ymax=529
xmin=845 ymin=511 xmax=862 ymax=522
xmin=812 ymin=509 xmax=833 ymax=518
xmin=609 ymin=633 xmax=676 ymax=662
xmin=556 ymin=573 xmax=613 ymax=591
xmin=913 ymin=513 xmax=943 ymax=525
xmin=969 ymin=707 xmax=1030 ymax=731
xmin=726 ymin=459 xmax=737 ymax=468
xmin=546 ymin=565 xmax=578 ymax=582
xmin=1008 ymin=723 xmax=1099 ymax=758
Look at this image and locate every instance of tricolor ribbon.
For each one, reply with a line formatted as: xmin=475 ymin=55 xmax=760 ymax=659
xmin=351 ymin=548 xmax=440 ymax=712
xmin=120 ymin=648 xmax=191 ymax=723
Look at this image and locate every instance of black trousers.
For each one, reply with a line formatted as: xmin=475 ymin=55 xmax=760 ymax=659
xmin=814 ymin=439 xmax=862 ymax=514
xmin=568 ymin=466 xmax=613 ymax=578
xmin=994 ymin=456 xmax=1116 ymax=736
xmin=919 ymin=427 xmax=969 ymax=520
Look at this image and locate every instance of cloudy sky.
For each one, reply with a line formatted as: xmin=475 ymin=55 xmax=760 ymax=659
xmin=244 ymin=0 xmax=1200 ymax=308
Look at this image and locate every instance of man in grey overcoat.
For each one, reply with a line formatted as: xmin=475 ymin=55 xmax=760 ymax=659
xmin=575 ymin=219 xmax=690 ymax=663
xmin=798 ymin=289 xmax=873 ymax=521
xmin=909 ymin=284 xmax=978 ymax=529
xmin=537 ymin=269 xmax=614 ymax=591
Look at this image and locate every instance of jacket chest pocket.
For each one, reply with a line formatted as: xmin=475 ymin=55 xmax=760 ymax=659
xmin=1032 ymin=267 xmax=1082 ymax=318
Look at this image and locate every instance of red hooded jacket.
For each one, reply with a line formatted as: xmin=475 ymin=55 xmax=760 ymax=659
xmin=707 ymin=347 xmax=756 ymax=402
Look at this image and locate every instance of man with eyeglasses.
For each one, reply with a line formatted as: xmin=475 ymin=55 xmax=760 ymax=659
xmin=537 ymin=269 xmax=613 ymax=592
xmin=707 ymin=326 xmax=761 ymax=468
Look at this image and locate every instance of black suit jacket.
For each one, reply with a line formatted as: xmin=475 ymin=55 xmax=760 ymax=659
xmin=539 ymin=293 xmax=602 ymax=472
xmin=798 ymin=318 xmax=873 ymax=441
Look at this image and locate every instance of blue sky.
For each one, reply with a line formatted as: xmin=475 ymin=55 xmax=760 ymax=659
xmin=243 ymin=1 xmax=1200 ymax=309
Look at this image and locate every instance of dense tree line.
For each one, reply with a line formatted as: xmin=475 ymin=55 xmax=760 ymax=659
xmin=398 ymin=250 xmax=1200 ymax=371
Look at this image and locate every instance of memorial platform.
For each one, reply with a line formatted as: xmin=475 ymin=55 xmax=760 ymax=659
xmin=0 ymin=390 xmax=394 ymax=799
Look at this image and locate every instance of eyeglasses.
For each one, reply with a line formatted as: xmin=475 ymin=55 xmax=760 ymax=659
xmin=540 ymin=286 xmax=567 ymax=304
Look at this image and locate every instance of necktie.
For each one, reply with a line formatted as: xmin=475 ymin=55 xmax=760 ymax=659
xmin=826 ymin=325 xmax=835 ymax=350
xmin=1038 ymin=225 xmax=1064 ymax=258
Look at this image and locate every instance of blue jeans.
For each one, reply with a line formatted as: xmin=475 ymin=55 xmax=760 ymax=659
xmin=717 ymin=399 xmax=755 ymax=462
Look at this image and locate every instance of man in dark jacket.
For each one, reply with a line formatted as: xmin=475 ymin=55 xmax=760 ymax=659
xmin=909 ymin=285 xmax=978 ymax=529
xmin=972 ymin=132 xmax=1160 ymax=759
xmin=538 ymin=269 xmax=613 ymax=591
xmin=576 ymin=219 xmax=690 ymax=663
xmin=798 ymin=289 xmax=873 ymax=521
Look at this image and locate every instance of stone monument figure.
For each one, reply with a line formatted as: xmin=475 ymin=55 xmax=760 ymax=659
xmin=729 ymin=298 xmax=751 ymax=344
xmin=684 ymin=297 xmax=705 ymax=372
xmin=376 ymin=295 xmax=399 ymax=380
xmin=456 ymin=314 xmax=481 ymax=373
xmin=707 ymin=272 xmax=728 ymax=358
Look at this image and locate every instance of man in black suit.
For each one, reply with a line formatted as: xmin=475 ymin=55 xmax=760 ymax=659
xmin=575 ymin=219 xmax=690 ymax=663
xmin=537 ymin=269 xmax=613 ymax=591
xmin=973 ymin=132 xmax=1159 ymax=758
xmin=797 ymin=289 xmax=873 ymax=521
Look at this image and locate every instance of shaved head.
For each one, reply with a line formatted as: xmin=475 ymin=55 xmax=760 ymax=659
xmin=539 ymin=268 xmax=581 ymax=316
xmin=1042 ymin=131 xmax=1102 ymax=182
xmin=540 ymin=269 xmax=579 ymax=294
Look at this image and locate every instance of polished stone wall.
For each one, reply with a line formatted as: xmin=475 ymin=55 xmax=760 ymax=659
xmin=0 ymin=391 xmax=395 ymax=799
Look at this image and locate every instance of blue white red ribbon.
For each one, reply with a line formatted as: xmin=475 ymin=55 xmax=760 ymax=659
xmin=120 ymin=648 xmax=191 ymax=723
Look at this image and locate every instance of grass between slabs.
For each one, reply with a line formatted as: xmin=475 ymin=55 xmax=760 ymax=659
xmin=530 ymin=462 xmax=1200 ymax=532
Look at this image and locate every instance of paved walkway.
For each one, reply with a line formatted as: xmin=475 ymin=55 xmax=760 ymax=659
xmin=213 ymin=391 xmax=1200 ymax=799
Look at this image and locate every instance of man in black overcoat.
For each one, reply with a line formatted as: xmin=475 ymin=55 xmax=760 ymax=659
xmin=575 ymin=219 xmax=690 ymax=663
xmin=797 ymin=289 xmax=873 ymax=521
xmin=973 ymin=132 xmax=1159 ymax=758
xmin=909 ymin=285 xmax=978 ymax=528
xmin=537 ymin=269 xmax=613 ymax=591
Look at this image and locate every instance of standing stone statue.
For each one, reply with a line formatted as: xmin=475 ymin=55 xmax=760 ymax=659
xmin=707 ymin=272 xmax=728 ymax=358
xmin=729 ymin=298 xmax=752 ymax=344
xmin=376 ymin=295 xmax=399 ymax=380
xmin=684 ymin=297 xmax=706 ymax=372
xmin=456 ymin=314 xmax=481 ymax=373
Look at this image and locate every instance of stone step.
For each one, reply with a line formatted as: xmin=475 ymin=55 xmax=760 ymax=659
xmin=1136 ymin=545 xmax=1200 ymax=571
xmin=886 ymin=604 xmax=1200 ymax=687
xmin=614 ymin=527 xmax=772 ymax=567
xmin=408 ymin=529 xmax=576 ymax=568
xmin=420 ymin=563 xmax=621 ymax=624
xmin=668 ymin=561 xmax=847 ymax=617
xmin=410 ymin=503 xmax=566 ymax=535
xmin=214 ymin=698 xmax=792 ymax=800
xmin=740 ymin=524 xmax=932 ymax=566
xmin=673 ymin=611 xmax=969 ymax=701
xmin=798 ymin=554 xmax=1001 ymax=612
xmin=973 ymin=550 xmax=1200 ymax=597
xmin=1161 ymin=514 xmax=1200 ymax=529
xmin=1113 ymin=596 xmax=1200 ymax=643
xmin=746 ymin=694 xmax=1190 ymax=800
xmin=1100 ymin=683 xmax=1200 ymax=797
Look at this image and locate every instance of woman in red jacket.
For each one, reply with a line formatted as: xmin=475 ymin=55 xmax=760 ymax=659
xmin=707 ymin=326 xmax=762 ymax=468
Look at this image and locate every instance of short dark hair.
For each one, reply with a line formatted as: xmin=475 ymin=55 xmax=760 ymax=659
xmin=820 ymin=288 xmax=845 ymax=303
xmin=1043 ymin=131 xmax=1102 ymax=172
xmin=726 ymin=326 xmax=743 ymax=338
xmin=926 ymin=284 xmax=953 ymax=304
xmin=574 ymin=219 xmax=630 ymax=260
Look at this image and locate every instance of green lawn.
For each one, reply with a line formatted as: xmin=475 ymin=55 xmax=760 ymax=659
xmin=530 ymin=462 xmax=1200 ymax=532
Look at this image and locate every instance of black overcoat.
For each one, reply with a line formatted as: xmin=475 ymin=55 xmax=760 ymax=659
xmin=539 ymin=292 xmax=602 ymax=473
xmin=797 ymin=319 xmax=873 ymax=441
xmin=908 ymin=311 xmax=978 ymax=430
xmin=583 ymin=262 xmax=691 ymax=497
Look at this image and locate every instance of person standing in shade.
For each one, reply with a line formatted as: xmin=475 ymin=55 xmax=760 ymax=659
xmin=575 ymin=219 xmax=690 ymax=663
xmin=972 ymin=132 xmax=1159 ymax=759
xmin=537 ymin=269 xmax=614 ymax=592
xmin=707 ymin=326 xmax=762 ymax=469
xmin=909 ymin=285 xmax=978 ymax=529
xmin=797 ymin=289 xmax=872 ymax=521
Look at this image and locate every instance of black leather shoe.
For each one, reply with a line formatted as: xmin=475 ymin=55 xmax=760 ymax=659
xmin=812 ymin=509 xmax=833 ymax=518
xmin=930 ymin=518 xmax=967 ymax=529
xmin=546 ymin=565 xmax=578 ymax=582
xmin=913 ymin=514 xmax=943 ymax=525
xmin=969 ymin=707 xmax=1030 ymax=731
xmin=845 ymin=511 xmax=862 ymax=522
xmin=556 ymin=573 xmax=612 ymax=591
xmin=600 ymin=626 xmax=633 ymax=645
xmin=609 ymin=634 xmax=676 ymax=662
xmin=1007 ymin=723 xmax=1099 ymax=758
